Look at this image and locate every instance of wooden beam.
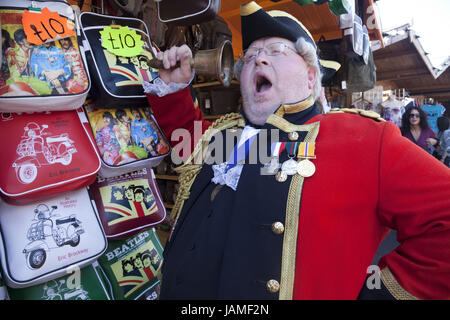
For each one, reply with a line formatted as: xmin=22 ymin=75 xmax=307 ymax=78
xmin=373 ymin=50 xmax=417 ymax=60
xmin=377 ymin=68 xmax=429 ymax=76
xmin=410 ymin=30 xmax=438 ymax=79
xmin=377 ymin=71 xmax=431 ymax=82
xmin=409 ymin=89 xmax=450 ymax=96
xmin=372 ymin=31 xmax=409 ymax=51
xmin=402 ymin=85 xmax=450 ymax=93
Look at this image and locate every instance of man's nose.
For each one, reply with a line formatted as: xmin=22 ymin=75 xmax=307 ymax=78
xmin=254 ymin=49 xmax=270 ymax=65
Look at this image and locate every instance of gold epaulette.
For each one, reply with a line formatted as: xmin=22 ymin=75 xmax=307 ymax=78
xmin=327 ymin=108 xmax=385 ymax=122
xmin=170 ymin=112 xmax=245 ymax=222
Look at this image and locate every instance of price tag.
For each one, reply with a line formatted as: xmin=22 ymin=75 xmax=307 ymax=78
xmin=100 ymin=25 xmax=144 ymax=57
xmin=22 ymin=7 xmax=76 ymax=45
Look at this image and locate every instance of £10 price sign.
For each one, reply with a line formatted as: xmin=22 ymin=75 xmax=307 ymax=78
xmin=22 ymin=7 xmax=76 ymax=45
xmin=100 ymin=25 xmax=144 ymax=57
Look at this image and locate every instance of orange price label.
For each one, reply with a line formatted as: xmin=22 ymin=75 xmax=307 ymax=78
xmin=22 ymin=7 xmax=76 ymax=45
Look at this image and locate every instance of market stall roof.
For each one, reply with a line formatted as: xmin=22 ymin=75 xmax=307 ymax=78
xmin=219 ymin=0 xmax=383 ymax=57
xmin=372 ymin=24 xmax=450 ymax=102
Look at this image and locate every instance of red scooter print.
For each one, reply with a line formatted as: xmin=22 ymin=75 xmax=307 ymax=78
xmin=12 ymin=122 xmax=77 ymax=184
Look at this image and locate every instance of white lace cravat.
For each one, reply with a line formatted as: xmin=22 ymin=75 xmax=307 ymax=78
xmin=211 ymin=126 xmax=260 ymax=191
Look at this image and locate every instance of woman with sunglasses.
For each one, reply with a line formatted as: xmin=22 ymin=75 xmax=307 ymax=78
xmin=401 ymin=106 xmax=438 ymax=153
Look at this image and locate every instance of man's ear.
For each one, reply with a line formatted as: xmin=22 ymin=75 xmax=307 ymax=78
xmin=307 ymin=66 xmax=317 ymax=90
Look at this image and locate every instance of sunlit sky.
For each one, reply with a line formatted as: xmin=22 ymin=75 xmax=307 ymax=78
xmin=377 ymin=0 xmax=450 ymax=68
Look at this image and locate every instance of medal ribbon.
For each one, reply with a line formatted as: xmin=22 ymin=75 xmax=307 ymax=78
xmin=271 ymin=142 xmax=286 ymax=157
xmin=285 ymin=142 xmax=300 ymax=159
xmin=225 ymin=134 xmax=258 ymax=173
xmin=297 ymin=142 xmax=316 ymax=159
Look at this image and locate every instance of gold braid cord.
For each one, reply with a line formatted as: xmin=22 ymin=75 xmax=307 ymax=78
xmin=380 ymin=267 xmax=420 ymax=300
xmin=169 ymin=113 xmax=245 ymax=222
xmin=327 ymin=108 xmax=385 ymax=122
xmin=278 ymin=121 xmax=320 ymax=300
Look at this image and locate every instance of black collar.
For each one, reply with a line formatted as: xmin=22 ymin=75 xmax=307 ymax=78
xmin=239 ymin=98 xmax=320 ymax=129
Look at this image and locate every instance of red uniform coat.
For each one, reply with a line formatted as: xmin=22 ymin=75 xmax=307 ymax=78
xmin=147 ymin=87 xmax=450 ymax=299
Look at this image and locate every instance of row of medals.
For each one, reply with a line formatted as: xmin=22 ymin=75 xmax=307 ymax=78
xmin=272 ymin=132 xmax=316 ymax=183
xmin=274 ymin=157 xmax=315 ymax=182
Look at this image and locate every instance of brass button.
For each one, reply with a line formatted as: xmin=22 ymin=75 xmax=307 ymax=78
xmin=288 ymin=131 xmax=299 ymax=141
xmin=266 ymin=279 xmax=280 ymax=293
xmin=275 ymin=171 xmax=287 ymax=182
xmin=271 ymin=222 xmax=285 ymax=235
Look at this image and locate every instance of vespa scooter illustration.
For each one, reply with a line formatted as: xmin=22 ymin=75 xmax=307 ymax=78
xmin=23 ymin=204 xmax=84 ymax=270
xmin=42 ymin=279 xmax=90 ymax=300
xmin=13 ymin=122 xmax=77 ymax=184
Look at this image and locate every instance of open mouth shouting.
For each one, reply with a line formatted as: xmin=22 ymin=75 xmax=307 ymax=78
xmin=254 ymin=72 xmax=273 ymax=94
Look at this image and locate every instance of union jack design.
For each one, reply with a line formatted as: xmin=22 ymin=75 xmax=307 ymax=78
xmin=111 ymin=242 xmax=162 ymax=298
xmin=99 ymin=179 xmax=158 ymax=226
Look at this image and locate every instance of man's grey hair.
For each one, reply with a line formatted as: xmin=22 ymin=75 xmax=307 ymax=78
xmin=233 ymin=37 xmax=323 ymax=101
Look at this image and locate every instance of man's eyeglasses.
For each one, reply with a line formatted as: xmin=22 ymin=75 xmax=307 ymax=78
xmin=242 ymin=42 xmax=297 ymax=63
xmin=409 ymin=113 xmax=420 ymax=118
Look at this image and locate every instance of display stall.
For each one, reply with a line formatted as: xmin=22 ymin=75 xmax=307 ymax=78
xmin=3 ymin=0 xmax=426 ymax=301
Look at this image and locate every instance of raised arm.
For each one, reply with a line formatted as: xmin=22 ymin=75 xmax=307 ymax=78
xmin=143 ymin=45 xmax=211 ymax=159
